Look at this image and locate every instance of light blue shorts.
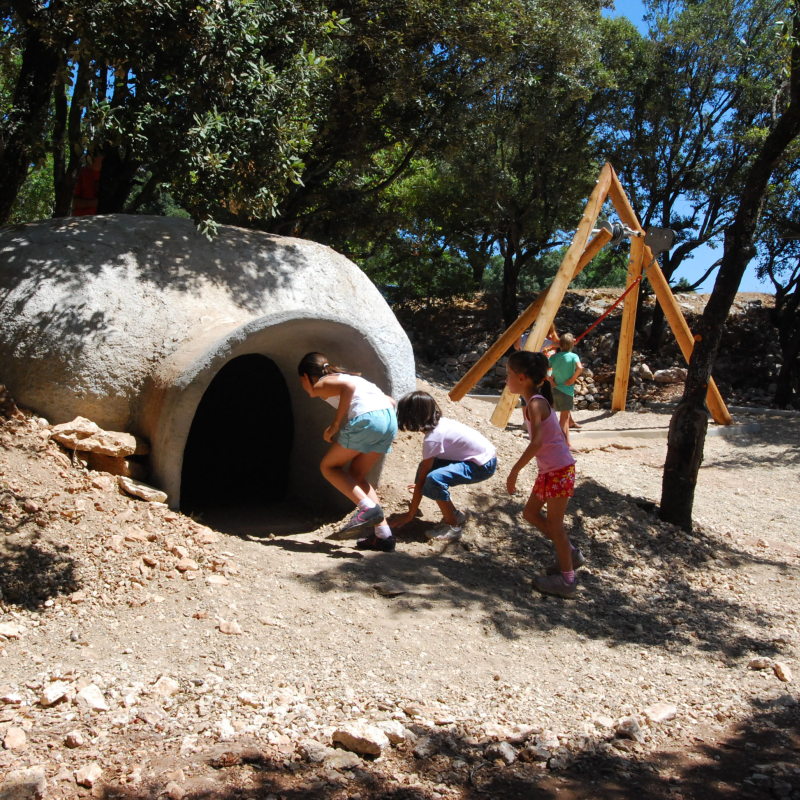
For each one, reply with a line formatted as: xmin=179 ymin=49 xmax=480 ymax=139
xmin=337 ymin=408 xmax=398 ymax=454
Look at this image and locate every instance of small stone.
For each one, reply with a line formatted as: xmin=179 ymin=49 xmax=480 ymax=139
xmin=164 ymin=782 xmax=185 ymax=800
xmin=644 ymin=702 xmax=678 ymax=723
xmin=773 ymin=662 xmax=792 ymax=683
xmin=194 ymin=531 xmax=219 ymax=545
xmin=206 ymin=575 xmax=229 ymax=586
xmin=40 ymin=680 xmax=71 ymax=707
xmin=0 ymin=691 xmax=22 ymax=705
xmin=118 ymin=476 xmax=168 ymax=504
xmin=91 ymin=474 xmax=117 ymax=492
xmin=171 ymin=545 xmax=190 ymax=559
xmin=485 ymin=741 xmax=516 ymax=765
xmin=218 ymin=620 xmax=243 ymax=635
xmin=77 ymin=684 xmax=110 ymax=712
xmin=2 ymin=727 xmax=26 ymax=750
xmin=53 ymin=766 xmax=73 ymax=783
xmin=615 ymin=716 xmax=643 ymax=742
xmin=0 ymin=623 xmax=22 ymax=639
xmin=372 ymin=581 xmax=406 ymax=597
xmin=332 ymin=720 xmax=390 ymax=756
xmin=375 ymin=720 xmax=416 ymax=744
xmin=74 ymin=763 xmax=102 ymax=788
xmin=748 ymin=657 xmax=773 ymax=670
xmin=238 ymin=691 xmax=259 ymax=708
xmin=325 ymin=750 xmax=362 ymax=770
xmin=520 ymin=744 xmax=551 ymax=762
xmin=412 ymin=736 xmax=438 ymax=759
xmin=152 ymin=676 xmax=181 ymax=697
xmin=547 ymin=748 xmax=574 ymax=771
xmin=65 ymin=730 xmax=84 ymax=748
xmin=0 ymin=767 xmax=47 ymax=800
xmin=592 ymin=715 xmax=615 ymax=729
xmin=175 ymin=558 xmax=199 ymax=572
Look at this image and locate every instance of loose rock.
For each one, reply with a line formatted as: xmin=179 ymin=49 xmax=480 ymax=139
xmin=75 ymin=763 xmax=102 ymax=788
xmin=0 ymin=767 xmax=47 ymax=800
xmin=332 ymin=720 xmax=390 ymax=756
xmin=773 ymin=662 xmax=793 ymax=683
xmin=118 ymin=476 xmax=168 ymax=504
xmin=2 ymin=727 xmax=27 ymax=750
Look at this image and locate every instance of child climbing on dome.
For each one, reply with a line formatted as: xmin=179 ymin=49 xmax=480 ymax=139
xmin=505 ymin=350 xmax=584 ymax=599
xmin=297 ymin=352 xmax=398 ymax=552
xmin=390 ymin=391 xmax=497 ymax=542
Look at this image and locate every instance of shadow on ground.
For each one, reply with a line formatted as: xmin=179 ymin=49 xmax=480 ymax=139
xmin=95 ymin=700 xmax=800 ymax=800
xmin=257 ymin=475 xmax=798 ymax=663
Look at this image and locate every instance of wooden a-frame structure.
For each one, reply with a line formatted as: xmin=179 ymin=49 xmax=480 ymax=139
xmin=449 ymin=163 xmax=733 ymax=428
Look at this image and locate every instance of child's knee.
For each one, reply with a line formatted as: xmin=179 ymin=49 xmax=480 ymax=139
xmin=522 ymin=506 xmax=542 ymax=525
xmin=422 ymin=475 xmax=449 ymax=502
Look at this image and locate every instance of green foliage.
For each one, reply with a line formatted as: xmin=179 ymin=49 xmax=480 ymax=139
xmin=9 ymin=156 xmax=54 ymax=223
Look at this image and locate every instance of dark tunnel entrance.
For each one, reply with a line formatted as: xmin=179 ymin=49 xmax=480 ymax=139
xmin=180 ymin=354 xmax=293 ymax=522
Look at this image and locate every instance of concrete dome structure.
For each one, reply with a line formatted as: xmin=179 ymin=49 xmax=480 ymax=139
xmin=0 ymin=216 xmax=415 ymax=512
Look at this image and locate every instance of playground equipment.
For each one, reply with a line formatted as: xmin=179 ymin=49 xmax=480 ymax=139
xmin=448 ymin=163 xmax=732 ymax=428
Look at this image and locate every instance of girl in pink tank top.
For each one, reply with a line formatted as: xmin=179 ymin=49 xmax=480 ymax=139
xmin=505 ymin=351 xmax=583 ymax=599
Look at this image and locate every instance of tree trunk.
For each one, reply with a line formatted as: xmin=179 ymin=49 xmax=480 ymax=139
xmin=660 ymin=19 xmax=800 ymax=529
xmin=97 ymin=147 xmax=140 ymax=213
xmin=0 ymin=23 xmax=61 ymax=224
xmin=501 ymin=249 xmax=521 ymax=328
xmin=53 ymin=58 xmax=92 ymax=217
xmin=774 ymin=306 xmax=800 ymax=407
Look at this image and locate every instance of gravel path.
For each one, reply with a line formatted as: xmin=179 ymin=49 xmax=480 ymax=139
xmin=0 ymin=385 xmax=798 ymax=800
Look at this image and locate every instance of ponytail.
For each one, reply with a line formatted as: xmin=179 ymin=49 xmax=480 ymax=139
xmin=297 ymin=352 xmax=359 ymax=383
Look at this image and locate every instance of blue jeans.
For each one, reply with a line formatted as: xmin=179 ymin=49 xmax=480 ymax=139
xmin=418 ymin=456 xmax=498 ymax=502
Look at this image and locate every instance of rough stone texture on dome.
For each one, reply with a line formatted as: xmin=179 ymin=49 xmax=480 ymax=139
xmin=0 ymin=215 xmax=414 ymax=509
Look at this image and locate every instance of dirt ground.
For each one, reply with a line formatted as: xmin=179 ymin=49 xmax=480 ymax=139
xmin=1 ymin=377 xmax=799 ymax=800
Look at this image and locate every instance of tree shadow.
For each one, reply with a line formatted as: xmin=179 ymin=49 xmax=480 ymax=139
xmin=91 ymin=698 xmax=800 ymax=800
xmin=258 ymin=475 xmax=798 ymax=662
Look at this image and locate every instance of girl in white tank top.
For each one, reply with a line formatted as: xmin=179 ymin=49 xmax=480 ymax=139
xmin=297 ymin=352 xmax=398 ymax=551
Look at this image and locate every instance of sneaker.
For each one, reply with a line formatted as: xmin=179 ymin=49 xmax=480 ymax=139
xmin=330 ymin=504 xmax=385 ymax=539
xmin=545 ymin=548 xmax=587 ymax=576
xmin=425 ymin=524 xmax=463 ymax=543
xmin=356 ymin=532 xmax=396 ymax=552
xmin=532 ymin=573 xmax=577 ymax=599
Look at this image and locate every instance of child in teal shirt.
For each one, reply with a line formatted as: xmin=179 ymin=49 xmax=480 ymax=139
xmin=548 ymin=333 xmax=582 ymax=448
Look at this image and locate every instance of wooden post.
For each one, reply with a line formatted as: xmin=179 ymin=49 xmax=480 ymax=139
xmin=489 ymin=164 xmax=614 ymax=428
xmin=449 ymin=228 xmax=612 ymax=403
xmin=608 ymin=169 xmax=732 ymax=425
xmin=611 ymin=234 xmax=645 ymax=410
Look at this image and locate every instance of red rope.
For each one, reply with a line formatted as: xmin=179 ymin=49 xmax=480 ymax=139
xmin=574 ymin=276 xmax=642 ymax=343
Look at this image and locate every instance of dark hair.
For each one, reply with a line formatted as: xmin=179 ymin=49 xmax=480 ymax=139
xmin=297 ymin=352 xmax=358 ymax=384
xmin=397 ymin=391 xmax=442 ymax=432
xmin=507 ymin=351 xmax=554 ymax=406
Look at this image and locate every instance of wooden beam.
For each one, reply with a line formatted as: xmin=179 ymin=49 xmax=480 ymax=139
xmin=489 ymin=164 xmax=614 ymax=428
xmin=448 ymin=227 xmax=612 ymax=403
xmin=608 ymin=169 xmax=732 ymax=425
xmin=612 ymin=235 xmax=645 ymax=410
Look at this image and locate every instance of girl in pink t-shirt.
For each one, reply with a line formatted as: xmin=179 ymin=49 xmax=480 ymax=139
xmin=505 ymin=351 xmax=584 ymax=599
xmin=391 ymin=392 xmax=497 ymax=543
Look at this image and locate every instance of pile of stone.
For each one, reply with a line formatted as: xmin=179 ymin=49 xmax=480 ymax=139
xmin=435 ymin=334 xmax=689 ymax=410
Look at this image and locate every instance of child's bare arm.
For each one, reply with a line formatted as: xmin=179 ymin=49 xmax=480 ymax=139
xmin=319 ymin=376 xmax=355 ymax=442
xmin=507 ymin=400 xmax=545 ymax=494
xmin=391 ymin=457 xmax=435 ymax=528
xmin=565 ymin=360 xmax=583 ymax=386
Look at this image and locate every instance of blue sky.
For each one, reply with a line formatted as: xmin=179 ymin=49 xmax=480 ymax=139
xmin=601 ymin=0 xmax=772 ymax=294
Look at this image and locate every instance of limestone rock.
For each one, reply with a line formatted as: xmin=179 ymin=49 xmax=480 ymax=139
xmin=592 ymin=715 xmax=614 ymax=729
xmin=238 ymin=692 xmax=259 ymax=708
xmin=0 ymin=623 xmax=22 ymax=639
xmin=638 ymin=363 xmax=654 ymax=380
xmin=2 ymin=727 xmax=27 ymax=750
xmin=51 ymin=417 xmax=142 ymax=457
xmin=65 ymin=731 xmax=84 ymax=748
xmin=520 ymin=744 xmax=551 ymax=762
xmin=653 ymin=367 xmax=688 ymax=384
xmin=372 ymin=581 xmax=406 ymax=597
xmin=644 ymin=702 xmax=677 ymax=723
xmin=218 ymin=620 xmax=243 ymax=635
xmin=118 ymin=476 xmax=168 ymax=504
xmin=206 ymin=575 xmax=230 ymax=586
xmin=615 ymin=716 xmax=643 ymax=742
xmin=164 ymin=782 xmax=185 ymax=800
xmin=375 ymin=719 xmax=416 ymax=744
xmin=332 ymin=720 xmax=390 ymax=756
xmin=152 ymin=676 xmax=181 ymax=697
xmin=175 ymin=558 xmax=199 ymax=572
xmin=748 ymin=657 xmax=773 ymax=670
xmin=77 ymin=684 xmax=109 ymax=712
xmin=485 ymin=741 xmax=516 ymax=765
xmin=91 ymin=474 xmax=117 ymax=492
xmin=82 ymin=452 xmax=147 ymax=480
xmin=325 ymin=749 xmax=362 ymax=770
xmin=774 ymin=662 xmax=793 ymax=683
xmin=412 ymin=736 xmax=438 ymax=759
xmin=75 ymin=763 xmax=102 ymax=788
xmin=40 ymin=681 xmax=71 ymax=707
xmin=0 ymin=691 xmax=22 ymax=705
xmin=0 ymin=767 xmax=47 ymax=800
